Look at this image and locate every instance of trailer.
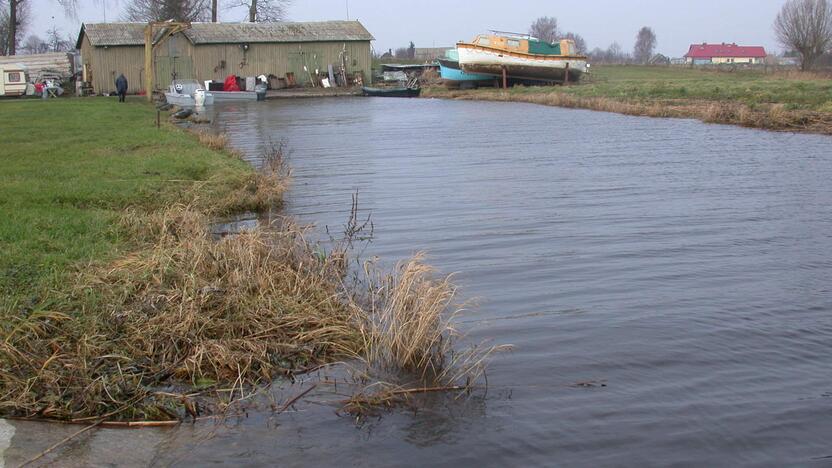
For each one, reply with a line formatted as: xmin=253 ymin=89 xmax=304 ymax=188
xmin=0 ymin=64 xmax=28 ymax=97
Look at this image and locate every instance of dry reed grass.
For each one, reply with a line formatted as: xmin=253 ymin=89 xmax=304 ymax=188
xmin=0 ymin=137 xmax=493 ymax=422
xmin=423 ymin=87 xmax=832 ymax=135
xmin=197 ymin=132 xmax=229 ymax=151
xmin=337 ymin=255 xmax=505 ymax=415
xmin=0 ymin=204 xmax=364 ymax=420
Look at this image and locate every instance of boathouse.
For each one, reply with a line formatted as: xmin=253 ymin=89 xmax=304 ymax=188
xmin=76 ymin=21 xmax=374 ymax=95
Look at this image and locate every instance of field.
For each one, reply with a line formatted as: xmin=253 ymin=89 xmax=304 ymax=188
xmin=0 ymin=99 xmax=259 ymax=309
xmin=424 ymin=65 xmax=832 ymax=133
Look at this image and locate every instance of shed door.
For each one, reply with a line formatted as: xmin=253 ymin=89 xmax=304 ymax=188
xmin=155 ymin=56 xmax=194 ymax=88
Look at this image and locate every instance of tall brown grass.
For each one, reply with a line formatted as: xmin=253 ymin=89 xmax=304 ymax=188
xmin=0 ymin=136 xmax=492 ymax=421
xmin=423 ymin=87 xmax=832 ymax=135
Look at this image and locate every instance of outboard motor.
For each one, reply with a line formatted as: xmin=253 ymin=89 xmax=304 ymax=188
xmin=194 ymin=89 xmax=206 ymax=107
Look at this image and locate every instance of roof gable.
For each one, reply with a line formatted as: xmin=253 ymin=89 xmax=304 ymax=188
xmin=685 ymin=43 xmax=767 ymax=59
xmin=78 ymin=21 xmax=373 ymax=48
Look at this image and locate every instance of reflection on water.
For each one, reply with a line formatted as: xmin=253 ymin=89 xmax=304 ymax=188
xmin=6 ymin=98 xmax=832 ymax=467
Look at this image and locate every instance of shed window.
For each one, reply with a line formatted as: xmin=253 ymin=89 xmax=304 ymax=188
xmin=507 ymin=39 xmax=521 ymax=48
xmin=8 ymin=72 xmax=20 ymax=82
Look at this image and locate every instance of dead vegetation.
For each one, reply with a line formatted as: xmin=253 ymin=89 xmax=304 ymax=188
xmin=0 ymin=134 xmax=494 ymax=423
xmin=196 ymin=131 xmax=228 ymax=151
xmin=423 ymin=87 xmax=832 ymax=135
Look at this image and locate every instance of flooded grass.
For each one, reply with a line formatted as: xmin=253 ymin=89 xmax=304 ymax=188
xmin=0 ymin=99 xmax=489 ymax=422
xmin=424 ymin=65 xmax=832 ymax=134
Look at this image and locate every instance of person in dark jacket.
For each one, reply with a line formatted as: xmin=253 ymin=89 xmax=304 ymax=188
xmin=115 ymin=74 xmax=128 ymax=102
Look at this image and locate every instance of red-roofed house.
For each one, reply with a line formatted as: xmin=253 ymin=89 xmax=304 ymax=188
xmin=684 ymin=43 xmax=767 ymax=65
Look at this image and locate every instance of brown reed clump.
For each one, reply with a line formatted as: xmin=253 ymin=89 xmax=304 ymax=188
xmin=0 ymin=204 xmax=365 ymax=421
xmin=197 ymin=131 xmax=229 ymax=151
xmin=0 ymin=201 xmax=492 ymax=421
xmin=339 ymin=254 xmax=504 ymax=415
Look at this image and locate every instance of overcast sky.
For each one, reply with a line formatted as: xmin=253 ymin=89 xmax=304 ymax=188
xmin=29 ymin=0 xmax=787 ymax=56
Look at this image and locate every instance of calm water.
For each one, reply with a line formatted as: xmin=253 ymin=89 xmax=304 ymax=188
xmin=7 ymin=98 xmax=832 ymax=467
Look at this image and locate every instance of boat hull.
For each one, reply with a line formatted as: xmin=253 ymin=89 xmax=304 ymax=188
xmin=212 ymin=91 xmax=262 ymax=101
xmin=362 ymin=87 xmax=421 ymax=98
xmin=437 ymin=58 xmax=493 ymax=82
xmin=457 ymin=44 xmax=586 ymax=82
xmin=164 ymin=92 xmax=215 ymax=107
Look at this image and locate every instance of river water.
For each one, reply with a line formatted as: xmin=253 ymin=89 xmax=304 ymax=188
xmin=6 ymin=98 xmax=832 ymax=466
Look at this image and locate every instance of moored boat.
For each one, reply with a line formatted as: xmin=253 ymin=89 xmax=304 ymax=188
xmin=362 ymin=86 xmax=421 ymax=98
xmin=457 ymin=32 xmax=587 ymax=83
xmin=165 ymin=79 xmax=214 ymax=106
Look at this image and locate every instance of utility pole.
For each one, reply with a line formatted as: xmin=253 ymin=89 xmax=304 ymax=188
xmin=346 ymin=0 xmax=350 ymax=20
xmin=211 ymin=0 xmax=218 ymax=22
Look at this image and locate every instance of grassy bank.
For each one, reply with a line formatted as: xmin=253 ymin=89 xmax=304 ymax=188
xmin=424 ymin=65 xmax=832 ymax=134
xmin=1 ymin=99 xmax=484 ymax=422
xmin=0 ymin=99 xmax=273 ymax=309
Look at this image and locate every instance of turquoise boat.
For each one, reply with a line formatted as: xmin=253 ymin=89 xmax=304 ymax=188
xmin=438 ymin=49 xmax=493 ymax=88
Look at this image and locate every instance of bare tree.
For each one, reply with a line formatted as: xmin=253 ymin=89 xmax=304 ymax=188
xmin=592 ymin=42 xmax=629 ymax=64
xmin=22 ymin=33 xmax=47 ymax=54
xmin=46 ymin=26 xmax=72 ymax=51
xmin=227 ymin=0 xmax=290 ymax=22
xmin=775 ymin=0 xmax=832 ymax=70
xmin=5 ymin=0 xmax=74 ymax=55
xmin=633 ymin=26 xmax=657 ymax=64
xmin=562 ymin=31 xmax=587 ymax=54
xmin=2 ymin=0 xmax=33 ymax=56
xmin=123 ymin=0 xmax=209 ymax=22
xmin=529 ymin=16 xmax=559 ymax=43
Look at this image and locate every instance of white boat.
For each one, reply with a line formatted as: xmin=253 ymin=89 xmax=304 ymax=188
xmin=457 ymin=33 xmax=588 ymax=83
xmin=211 ymin=89 xmax=265 ymax=102
xmin=165 ymin=79 xmax=214 ymax=107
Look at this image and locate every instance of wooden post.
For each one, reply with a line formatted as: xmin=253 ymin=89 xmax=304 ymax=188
xmin=564 ymin=63 xmax=570 ymax=85
xmin=156 ymin=110 xmax=161 ymax=128
xmin=501 ymin=65 xmax=507 ymax=89
xmin=144 ymin=25 xmax=153 ymax=102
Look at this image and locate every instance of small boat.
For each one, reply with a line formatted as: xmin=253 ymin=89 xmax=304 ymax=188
xmin=437 ymin=49 xmax=494 ymax=88
xmin=211 ymin=90 xmax=265 ymax=102
xmin=457 ymin=32 xmax=587 ymax=83
xmin=165 ymin=79 xmax=214 ymax=107
xmin=362 ymin=86 xmax=421 ymax=98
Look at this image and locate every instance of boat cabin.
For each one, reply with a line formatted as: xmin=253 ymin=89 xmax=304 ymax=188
xmin=0 ymin=64 xmax=28 ymax=96
xmin=468 ymin=34 xmax=582 ymax=57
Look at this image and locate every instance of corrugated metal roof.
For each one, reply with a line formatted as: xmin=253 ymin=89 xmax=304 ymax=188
xmin=187 ymin=21 xmax=373 ymax=44
xmin=79 ymin=21 xmax=373 ymax=47
xmin=80 ymin=23 xmax=147 ymax=47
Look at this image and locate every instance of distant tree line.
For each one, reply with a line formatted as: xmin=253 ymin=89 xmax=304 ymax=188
xmin=122 ymin=0 xmax=290 ymax=23
xmin=528 ymin=16 xmax=657 ymax=64
xmin=529 ymin=16 xmax=587 ymax=54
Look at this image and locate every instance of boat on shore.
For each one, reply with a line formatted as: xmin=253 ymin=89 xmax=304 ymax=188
xmin=437 ymin=49 xmax=494 ymax=89
xmin=457 ymin=32 xmax=587 ymax=83
xmin=165 ymin=79 xmax=214 ymax=106
xmin=362 ymin=86 xmax=421 ymax=98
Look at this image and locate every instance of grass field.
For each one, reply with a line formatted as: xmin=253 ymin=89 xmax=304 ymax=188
xmin=425 ymin=65 xmax=832 ymax=133
xmin=0 ymin=98 xmax=259 ymax=309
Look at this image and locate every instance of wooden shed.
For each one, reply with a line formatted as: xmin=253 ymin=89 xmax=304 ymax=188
xmin=76 ymin=21 xmax=374 ymax=95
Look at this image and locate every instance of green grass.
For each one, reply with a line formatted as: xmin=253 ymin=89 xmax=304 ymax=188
xmin=540 ymin=65 xmax=832 ymax=110
xmin=0 ymin=98 xmax=256 ymax=308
